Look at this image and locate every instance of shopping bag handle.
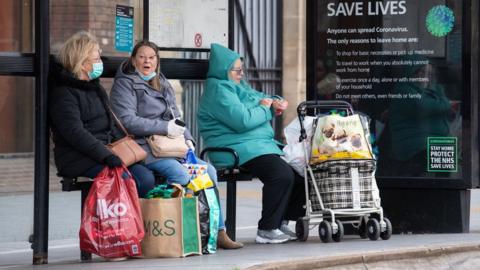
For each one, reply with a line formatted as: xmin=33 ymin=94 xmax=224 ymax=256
xmin=107 ymin=165 xmax=133 ymax=182
xmin=170 ymin=183 xmax=185 ymax=198
xmin=95 ymin=166 xmax=111 ymax=179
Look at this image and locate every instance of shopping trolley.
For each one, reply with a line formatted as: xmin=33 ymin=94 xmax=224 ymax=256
xmin=294 ymin=100 xmax=392 ymax=243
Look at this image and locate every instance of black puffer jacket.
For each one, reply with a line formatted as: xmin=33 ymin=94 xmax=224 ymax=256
xmin=49 ymin=61 xmax=123 ymax=177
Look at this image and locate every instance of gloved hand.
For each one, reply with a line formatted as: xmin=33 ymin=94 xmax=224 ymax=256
xmin=167 ymin=119 xmax=186 ymax=138
xmin=186 ymin=140 xmax=195 ymax=151
xmin=104 ymin=154 xmax=122 ymax=168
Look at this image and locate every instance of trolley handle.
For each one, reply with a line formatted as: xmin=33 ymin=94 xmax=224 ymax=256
xmin=297 ymin=100 xmax=354 ymax=116
xmin=296 ymin=100 xmax=355 ymax=142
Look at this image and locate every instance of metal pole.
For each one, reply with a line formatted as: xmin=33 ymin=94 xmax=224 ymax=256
xmin=32 ymin=0 xmax=50 ymax=265
xmin=306 ymin=0 xmax=317 ymax=101
xmin=228 ymin=0 xmax=234 ymax=49
xmin=143 ymin=0 xmax=149 ymax=40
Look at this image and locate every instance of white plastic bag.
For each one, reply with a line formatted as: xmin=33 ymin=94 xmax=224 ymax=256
xmin=282 ymin=116 xmax=316 ymax=176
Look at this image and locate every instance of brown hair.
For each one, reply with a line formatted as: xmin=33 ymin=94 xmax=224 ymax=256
xmin=57 ymin=31 xmax=99 ymax=79
xmin=127 ymin=40 xmax=162 ymax=91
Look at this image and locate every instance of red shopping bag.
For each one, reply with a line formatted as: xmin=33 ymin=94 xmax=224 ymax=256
xmin=79 ymin=166 xmax=145 ymax=258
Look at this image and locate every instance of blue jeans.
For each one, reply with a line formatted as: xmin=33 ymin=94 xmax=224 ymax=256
xmin=83 ymin=164 xmax=155 ymax=198
xmin=146 ymin=158 xmax=225 ymax=230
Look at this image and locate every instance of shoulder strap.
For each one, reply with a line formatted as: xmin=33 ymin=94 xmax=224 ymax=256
xmin=107 ymin=106 xmax=131 ymax=136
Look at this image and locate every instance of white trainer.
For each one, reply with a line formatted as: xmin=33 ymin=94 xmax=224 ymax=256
xmin=255 ymin=229 xmax=290 ymax=244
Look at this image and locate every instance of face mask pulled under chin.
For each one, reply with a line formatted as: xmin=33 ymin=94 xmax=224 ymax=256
xmin=137 ymin=69 xmax=157 ymax=81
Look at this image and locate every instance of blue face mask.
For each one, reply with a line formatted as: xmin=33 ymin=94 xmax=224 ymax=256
xmin=137 ymin=70 xmax=157 ymax=81
xmin=88 ymin=62 xmax=103 ymax=80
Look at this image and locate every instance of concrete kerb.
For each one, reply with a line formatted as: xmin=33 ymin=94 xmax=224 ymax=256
xmin=245 ymin=242 xmax=480 ymax=270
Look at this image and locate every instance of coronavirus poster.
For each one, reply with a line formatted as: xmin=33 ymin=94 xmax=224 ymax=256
xmin=312 ymin=0 xmax=463 ymax=178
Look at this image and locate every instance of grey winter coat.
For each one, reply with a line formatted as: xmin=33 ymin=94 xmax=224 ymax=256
xmin=110 ymin=61 xmax=194 ymax=164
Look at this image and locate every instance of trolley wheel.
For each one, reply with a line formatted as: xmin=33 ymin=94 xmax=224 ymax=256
xmin=296 ymin=218 xmax=309 ymax=242
xmin=366 ymin=218 xmax=380 ymax=241
xmin=380 ymin=217 xmax=392 ymax=240
xmin=358 ymin=217 xmax=368 ymax=239
xmin=332 ymin=220 xmax=344 ymax=242
xmin=319 ymin=220 xmax=333 ymax=243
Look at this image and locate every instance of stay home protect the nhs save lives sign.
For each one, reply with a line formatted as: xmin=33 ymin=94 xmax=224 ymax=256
xmin=427 ymin=137 xmax=457 ymax=172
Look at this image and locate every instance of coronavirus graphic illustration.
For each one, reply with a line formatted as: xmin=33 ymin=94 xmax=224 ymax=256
xmin=426 ymin=5 xmax=454 ymax=37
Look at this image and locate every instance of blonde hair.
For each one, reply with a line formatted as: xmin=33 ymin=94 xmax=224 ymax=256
xmin=57 ymin=31 xmax=99 ymax=79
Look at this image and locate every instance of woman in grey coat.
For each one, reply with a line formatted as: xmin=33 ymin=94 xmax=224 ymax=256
xmin=110 ymin=40 xmax=243 ymax=249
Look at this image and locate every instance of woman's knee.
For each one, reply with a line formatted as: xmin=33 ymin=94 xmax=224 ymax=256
xmin=281 ymin=169 xmax=295 ymax=187
xmin=167 ymin=165 xmax=190 ymax=185
xmin=147 ymin=159 xmax=190 ymax=186
xmin=196 ymin=159 xmax=218 ymax=184
xmin=206 ymin=163 xmax=218 ymax=184
xmin=128 ymin=164 xmax=156 ymax=195
xmin=268 ymin=165 xmax=295 ymax=189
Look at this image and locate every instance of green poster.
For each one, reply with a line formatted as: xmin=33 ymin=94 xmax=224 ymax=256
xmin=427 ymin=137 xmax=457 ymax=172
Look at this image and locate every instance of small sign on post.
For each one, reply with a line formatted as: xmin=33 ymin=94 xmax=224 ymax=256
xmin=427 ymin=137 xmax=458 ymax=172
xmin=115 ymin=5 xmax=134 ymax=53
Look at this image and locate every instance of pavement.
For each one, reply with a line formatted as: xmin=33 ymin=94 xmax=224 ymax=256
xmin=0 ymin=154 xmax=63 ymax=195
xmin=0 ymin=181 xmax=480 ymax=269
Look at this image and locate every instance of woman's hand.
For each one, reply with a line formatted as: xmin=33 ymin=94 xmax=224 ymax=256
xmin=186 ymin=140 xmax=195 ymax=151
xmin=167 ymin=119 xmax=186 ymax=138
xmin=103 ymin=154 xmax=122 ymax=168
xmin=260 ymin=98 xmax=273 ymax=108
xmin=272 ymin=99 xmax=288 ymax=115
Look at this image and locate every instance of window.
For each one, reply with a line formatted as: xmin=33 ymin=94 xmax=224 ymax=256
xmin=0 ymin=0 xmax=33 ymax=53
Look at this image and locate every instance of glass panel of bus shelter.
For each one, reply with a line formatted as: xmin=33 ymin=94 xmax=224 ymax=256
xmin=0 ymin=0 xmax=35 ymax=258
xmin=315 ymin=0 xmax=463 ymax=179
xmin=0 ymin=0 xmax=34 ymax=52
xmin=0 ymin=76 xmax=36 ymax=248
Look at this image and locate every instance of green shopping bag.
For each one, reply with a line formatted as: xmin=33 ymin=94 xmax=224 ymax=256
xmin=140 ymin=185 xmax=202 ymax=257
xmin=196 ymin=187 xmax=220 ymax=254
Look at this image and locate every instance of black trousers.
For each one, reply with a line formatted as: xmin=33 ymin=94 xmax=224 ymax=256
xmin=243 ymin=154 xmax=306 ymax=230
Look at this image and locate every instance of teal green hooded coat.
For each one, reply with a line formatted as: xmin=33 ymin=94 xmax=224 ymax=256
xmin=197 ymin=43 xmax=283 ymax=168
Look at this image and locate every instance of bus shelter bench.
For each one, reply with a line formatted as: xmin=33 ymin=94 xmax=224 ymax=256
xmin=200 ymin=147 xmax=253 ymax=241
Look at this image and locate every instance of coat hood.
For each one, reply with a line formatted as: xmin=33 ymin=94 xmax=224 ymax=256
xmin=115 ymin=60 xmax=147 ymax=84
xmin=49 ymin=58 xmax=101 ymax=92
xmin=207 ymin=43 xmax=241 ymax=80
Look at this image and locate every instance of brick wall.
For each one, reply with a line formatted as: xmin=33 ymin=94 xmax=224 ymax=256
xmin=50 ymin=0 xmax=135 ymax=55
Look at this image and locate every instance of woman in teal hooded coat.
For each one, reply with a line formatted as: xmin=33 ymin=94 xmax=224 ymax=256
xmin=197 ymin=44 xmax=305 ymax=244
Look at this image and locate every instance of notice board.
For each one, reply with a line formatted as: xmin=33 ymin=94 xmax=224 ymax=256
xmin=149 ymin=0 xmax=228 ymax=50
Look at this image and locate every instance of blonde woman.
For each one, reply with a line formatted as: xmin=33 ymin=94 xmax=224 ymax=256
xmin=49 ymin=31 xmax=155 ymax=198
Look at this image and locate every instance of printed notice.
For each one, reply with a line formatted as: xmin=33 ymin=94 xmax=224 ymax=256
xmin=427 ymin=137 xmax=457 ymax=172
xmin=115 ymin=5 xmax=134 ymax=52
